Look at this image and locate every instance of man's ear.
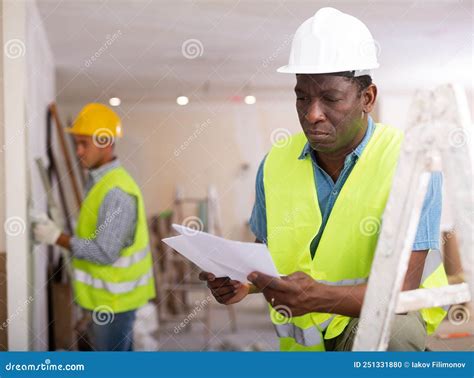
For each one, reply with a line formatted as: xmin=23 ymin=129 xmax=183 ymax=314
xmin=363 ymin=84 xmax=377 ymax=113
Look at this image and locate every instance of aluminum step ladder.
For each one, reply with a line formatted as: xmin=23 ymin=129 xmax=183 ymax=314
xmin=353 ymin=83 xmax=473 ymax=351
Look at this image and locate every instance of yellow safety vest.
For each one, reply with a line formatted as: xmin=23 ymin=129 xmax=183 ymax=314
xmin=263 ymin=123 xmax=448 ymax=351
xmin=72 ymin=166 xmax=155 ymax=313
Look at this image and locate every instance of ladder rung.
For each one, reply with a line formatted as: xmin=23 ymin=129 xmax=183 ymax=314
xmin=396 ymin=283 xmax=471 ymax=313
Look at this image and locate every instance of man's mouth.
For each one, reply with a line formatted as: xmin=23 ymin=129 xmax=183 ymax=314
xmin=305 ymin=128 xmax=335 ymax=145
xmin=306 ymin=128 xmax=332 ymax=137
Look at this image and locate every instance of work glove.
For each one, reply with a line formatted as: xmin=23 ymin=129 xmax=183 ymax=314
xmin=32 ymin=213 xmax=62 ymax=245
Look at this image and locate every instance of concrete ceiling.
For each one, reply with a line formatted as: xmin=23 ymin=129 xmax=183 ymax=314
xmin=35 ymin=0 xmax=473 ymax=106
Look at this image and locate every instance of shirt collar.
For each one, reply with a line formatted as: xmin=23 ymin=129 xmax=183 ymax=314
xmin=88 ymin=158 xmax=121 ymax=184
xmin=298 ymin=116 xmax=375 ymax=163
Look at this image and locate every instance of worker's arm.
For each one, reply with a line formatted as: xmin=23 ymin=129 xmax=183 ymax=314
xmin=314 ymin=250 xmax=427 ymax=317
xmin=56 ymin=233 xmax=71 ymax=249
xmin=248 ymin=250 xmax=428 ymax=318
xmin=41 ymin=188 xmax=136 ymax=265
xmin=67 ymin=188 xmax=137 ymax=265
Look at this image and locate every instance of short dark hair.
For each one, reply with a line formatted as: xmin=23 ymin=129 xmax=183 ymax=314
xmin=327 ymin=71 xmax=373 ymax=95
xmin=351 ymin=75 xmax=372 ymax=94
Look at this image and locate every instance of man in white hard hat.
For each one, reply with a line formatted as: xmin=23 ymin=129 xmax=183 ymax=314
xmin=200 ymin=8 xmax=448 ymax=351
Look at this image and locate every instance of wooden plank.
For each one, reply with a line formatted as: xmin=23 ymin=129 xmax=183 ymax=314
xmin=49 ymin=103 xmax=82 ymax=208
xmin=51 ymin=282 xmax=76 ymax=350
xmin=0 ymin=253 xmax=8 ymax=350
xmin=46 ymin=108 xmax=72 ymax=235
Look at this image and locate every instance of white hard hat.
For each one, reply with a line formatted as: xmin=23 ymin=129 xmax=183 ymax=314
xmin=278 ymin=7 xmax=379 ymax=75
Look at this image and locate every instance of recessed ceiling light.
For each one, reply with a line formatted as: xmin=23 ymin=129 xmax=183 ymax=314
xmin=176 ymin=96 xmax=189 ymax=106
xmin=109 ymin=97 xmax=121 ymax=107
xmin=244 ymin=95 xmax=256 ymax=105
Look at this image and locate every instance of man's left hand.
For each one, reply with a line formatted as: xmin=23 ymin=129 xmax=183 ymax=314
xmin=248 ymin=271 xmax=323 ymax=317
xmin=33 ymin=215 xmax=62 ymax=245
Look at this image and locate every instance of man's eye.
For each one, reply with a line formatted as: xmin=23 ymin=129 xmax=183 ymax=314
xmin=324 ymin=96 xmax=340 ymax=102
xmin=297 ymin=96 xmax=309 ymax=101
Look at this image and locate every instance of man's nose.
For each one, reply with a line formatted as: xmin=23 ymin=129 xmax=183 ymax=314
xmin=305 ymin=100 xmax=326 ymax=124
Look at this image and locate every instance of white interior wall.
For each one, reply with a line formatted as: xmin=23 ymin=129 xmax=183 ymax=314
xmin=3 ymin=0 xmax=30 ymax=351
xmin=1 ymin=0 xmax=56 ymax=351
xmin=26 ymin=0 xmax=56 ymax=351
xmin=0 ymin=0 xmax=5 ymax=254
xmin=58 ymin=83 xmax=473 ymax=244
xmin=58 ymin=99 xmax=300 ymax=241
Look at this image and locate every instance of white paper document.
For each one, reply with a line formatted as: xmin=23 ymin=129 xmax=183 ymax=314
xmin=161 ymin=224 xmax=279 ymax=282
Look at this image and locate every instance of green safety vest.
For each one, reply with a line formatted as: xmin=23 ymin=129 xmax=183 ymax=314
xmin=263 ymin=123 xmax=448 ymax=351
xmin=72 ymin=166 xmax=155 ymax=313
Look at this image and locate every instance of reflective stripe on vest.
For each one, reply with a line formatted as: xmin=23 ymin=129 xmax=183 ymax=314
xmin=273 ymin=323 xmax=321 ymax=347
xmin=421 ymin=249 xmax=450 ymax=312
xmin=112 ymin=247 xmax=150 ymax=268
xmin=421 ymin=249 xmax=442 ymax=282
xmin=271 ymin=278 xmax=365 ymax=347
xmin=317 ymin=278 xmax=367 ymax=286
xmin=72 ymin=166 xmax=156 ymax=312
xmin=273 ymin=315 xmax=335 ymax=347
xmin=74 ymin=268 xmax=154 ymax=294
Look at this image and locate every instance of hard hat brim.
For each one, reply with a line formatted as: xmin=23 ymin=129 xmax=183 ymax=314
xmin=64 ymin=127 xmax=122 ymax=138
xmin=64 ymin=127 xmax=93 ymax=136
xmin=64 ymin=127 xmax=82 ymax=135
xmin=277 ymin=63 xmax=379 ymax=74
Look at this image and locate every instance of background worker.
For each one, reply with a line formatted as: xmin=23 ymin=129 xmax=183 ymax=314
xmin=33 ymin=103 xmax=155 ymax=351
xmin=200 ymin=7 xmax=448 ymax=351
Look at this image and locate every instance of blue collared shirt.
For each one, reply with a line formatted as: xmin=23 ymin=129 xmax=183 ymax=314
xmin=249 ymin=117 xmax=442 ymax=258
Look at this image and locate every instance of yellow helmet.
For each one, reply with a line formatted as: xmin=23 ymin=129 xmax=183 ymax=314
xmin=66 ymin=103 xmax=122 ymax=138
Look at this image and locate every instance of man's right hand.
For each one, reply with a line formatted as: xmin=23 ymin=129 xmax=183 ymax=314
xmin=199 ymin=271 xmax=249 ymax=305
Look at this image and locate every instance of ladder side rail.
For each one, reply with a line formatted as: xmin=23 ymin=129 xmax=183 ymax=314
xmin=352 ymin=125 xmax=433 ymax=351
